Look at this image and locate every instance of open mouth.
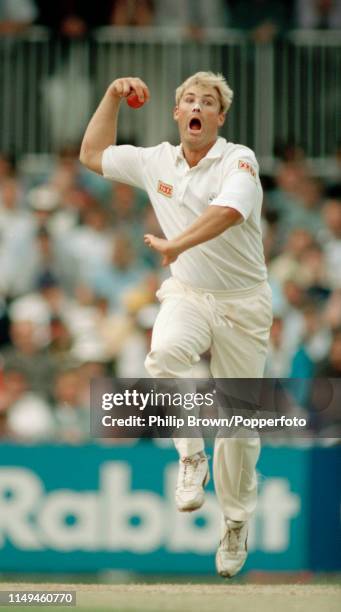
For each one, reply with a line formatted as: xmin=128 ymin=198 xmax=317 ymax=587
xmin=189 ymin=118 xmax=202 ymax=132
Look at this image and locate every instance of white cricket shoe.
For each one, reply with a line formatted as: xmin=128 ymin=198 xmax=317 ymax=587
xmin=175 ymin=452 xmax=209 ymax=512
xmin=216 ymin=518 xmax=248 ymax=578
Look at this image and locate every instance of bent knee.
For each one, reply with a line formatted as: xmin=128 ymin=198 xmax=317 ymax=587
xmin=145 ymin=345 xmax=199 ymax=378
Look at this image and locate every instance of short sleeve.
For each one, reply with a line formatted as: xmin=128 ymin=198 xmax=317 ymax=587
xmin=102 ymin=145 xmax=146 ymax=189
xmin=209 ymin=157 xmax=261 ymax=221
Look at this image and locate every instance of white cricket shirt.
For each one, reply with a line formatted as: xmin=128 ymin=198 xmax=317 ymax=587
xmin=102 ymin=137 xmax=267 ymax=291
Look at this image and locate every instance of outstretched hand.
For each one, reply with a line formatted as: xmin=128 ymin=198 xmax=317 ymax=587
xmin=144 ymin=234 xmax=181 ymax=267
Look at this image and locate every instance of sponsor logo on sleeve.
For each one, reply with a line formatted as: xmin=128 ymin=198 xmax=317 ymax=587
xmin=238 ymin=160 xmax=256 ymax=178
xmin=157 ymin=181 xmax=173 ymax=198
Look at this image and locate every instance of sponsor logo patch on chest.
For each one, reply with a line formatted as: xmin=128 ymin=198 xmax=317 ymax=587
xmin=238 ymin=160 xmax=256 ymax=178
xmin=157 ymin=180 xmax=173 ymax=198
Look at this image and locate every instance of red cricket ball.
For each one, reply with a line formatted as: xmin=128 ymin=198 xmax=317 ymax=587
xmin=126 ymin=93 xmax=144 ymax=109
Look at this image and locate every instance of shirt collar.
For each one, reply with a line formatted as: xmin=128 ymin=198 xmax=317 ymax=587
xmin=175 ymin=137 xmax=227 ymax=165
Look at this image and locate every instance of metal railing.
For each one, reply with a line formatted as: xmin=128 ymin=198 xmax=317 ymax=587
xmin=0 ymin=27 xmax=340 ymax=173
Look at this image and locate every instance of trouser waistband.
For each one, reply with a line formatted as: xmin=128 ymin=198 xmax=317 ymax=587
xmin=172 ymin=277 xmax=269 ymax=300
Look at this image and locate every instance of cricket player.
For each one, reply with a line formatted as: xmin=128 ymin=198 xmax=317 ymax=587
xmin=80 ymin=72 xmax=272 ymax=577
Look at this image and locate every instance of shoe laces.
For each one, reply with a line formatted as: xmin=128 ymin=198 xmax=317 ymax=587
xmin=180 ymin=454 xmax=205 ymax=489
xmin=222 ymin=522 xmax=245 ymax=554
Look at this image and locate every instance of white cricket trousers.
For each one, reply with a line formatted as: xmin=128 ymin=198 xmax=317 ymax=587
xmin=145 ymin=277 xmax=273 ymax=522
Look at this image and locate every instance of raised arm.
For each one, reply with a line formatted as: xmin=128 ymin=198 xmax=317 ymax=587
xmin=79 ymin=77 xmax=150 ymax=175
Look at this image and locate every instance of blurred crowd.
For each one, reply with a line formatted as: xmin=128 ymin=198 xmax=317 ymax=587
xmin=1 ymin=1 xmax=341 ymax=40
xmin=0 ymin=141 xmax=340 ymax=442
xmin=0 ymin=146 xmax=166 ymax=442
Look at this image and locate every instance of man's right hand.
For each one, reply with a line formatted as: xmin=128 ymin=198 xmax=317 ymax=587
xmin=80 ymin=77 xmax=150 ymax=175
xmin=108 ymin=77 xmax=150 ymax=105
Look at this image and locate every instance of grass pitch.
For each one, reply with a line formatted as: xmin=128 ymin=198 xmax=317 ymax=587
xmin=0 ymin=583 xmax=340 ymax=612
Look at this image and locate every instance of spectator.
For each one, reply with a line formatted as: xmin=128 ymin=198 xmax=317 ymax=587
xmin=316 ymin=327 xmax=341 ymax=376
xmin=291 ymin=303 xmax=331 ymax=377
xmin=228 ymin=0 xmax=293 ymax=43
xmin=0 ymin=184 xmax=80 ymax=298
xmin=110 ymin=0 xmax=154 ymax=26
xmin=321 ymin=195 xmax=341 ymax=289
xmin=0 ymin=317 xmax=57 ymax=398
xmin=85 ymin=233 xmax=149 ymax=313
xmin=110 ymin=182 xmax=143 ymax=238
xmin=48 ymin=316 xmax=73 ymax=363
xmin=324 ymin=289 xmax=341 ymax=330
xmin=311 ymin=328 xmax=341 ymax=434
xmin=0 ymin=224 xmax=78 ymax=298
xmin=154 ymin=0 xmax=228 ymax=34
xmin=289 ymin=177 xmax=324 ymax=236
xmin=296 ymin=0 xmax=341 ymax=29
xmin=269 ymin=166 xmax=323 ymax=240
xmin=27 ymin=184 xmax=62 ymax=230
xmin=0 ymin=153 xmax=16 ymax=182
xmin=299 ymin=242 xmax=330 ymax=299
xmin=52 ymin=368 xmax=90 ymax=443
xmin=0 ymin=0 xmax=37 ymax=35
xmin=267 ymin=161 xmax=309 ymax=240
xmin=1 ymin=368 xmax=54 ymax=441
xmin=116 ymin=304 xmax=159 ymax=376
xmin=35 ymin=1 xmax=117 ymax=35
xmin=66 ymin=203 xmax=113 ymax=281
xmin=0 ymin=179 xmax=30 ymax=287
xmin=269 ymin=228 xmax=315 ymax=286
xmin=17 ymin=272 xmax=74 ymax=328
xmin=265 ymin=316 xmax=295 ymax=376
xmin=63 ymin=283 xmax=109 ymax=364
xmin=77 ymin=360 xmax=108 ymax=407
xmin=50 ymin=146 xmax=111 ymax=205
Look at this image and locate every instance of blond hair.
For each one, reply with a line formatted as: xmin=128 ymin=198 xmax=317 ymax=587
xmin=175 ymin=71 xmax=233 ymax=114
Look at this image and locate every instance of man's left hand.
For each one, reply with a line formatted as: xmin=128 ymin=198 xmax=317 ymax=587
xmin=144 ymin=234 xmax=180 ymax=266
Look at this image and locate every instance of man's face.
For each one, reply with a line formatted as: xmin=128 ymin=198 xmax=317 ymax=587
xmin=174 ymin=83 xmax=225 ymax=151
